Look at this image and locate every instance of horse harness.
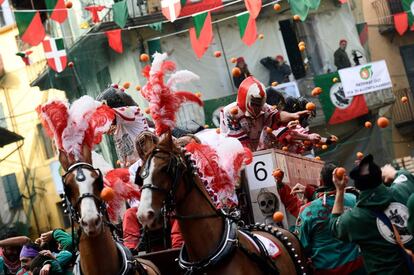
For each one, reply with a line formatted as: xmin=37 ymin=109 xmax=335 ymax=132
xmin=139 ymin=148 xmax=281 ymax=275
xmin=61 ymin=162 xmax=150 ymax=275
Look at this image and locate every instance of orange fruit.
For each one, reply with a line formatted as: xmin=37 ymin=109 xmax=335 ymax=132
xmin=65 ymin=1 xmax=73 ymax=8
xmin=273 ymin=3 xmax=281 ymax=11
xmin=282 ymin=146 xmax=289 ymax=151
xmin=273 ymin=211 xmax=284 ymax=222
xmin=266 ymin=127 xmax=273 ymax=134
xmin=100 ymin=187 xmax=115 ymax=202
xmin=195 ymin=92 xmax=202 ymax=98
xmin=315 ymin=156 xmax=321 ymax=161
xmin=140 ymin=54 xmax=149 ymax=62
xmin=335 ymin=167 xmax=346 ymax=180
xmin=272 ymin=169 xmax=284 ymax=179
xmin=306 ymin=102 xmax=316 ymax=111
xmin=356 ymin=152 xmax=364 ymax=160
xmin=293 ymin=15 xmax=301 ymax=21
xmin=332 ymin=77 xmax=339 ymax=83
xmin=364 ymin=121 xmax=372 ymax=128
xmin=299 ymin=45 xmax=306 ymax=52
xmin=215 ymin=128 xmax=220 ymax=134
xmin=303 ymin=140 xmax=312 ymax=146
xmin=322 ymin=144 xmax=328 ymax=150
xmin=144 ymin=107 xmax=150 ymax=114
xmin=311 ymin=87 xmax=322 ymax=96
xmin=377 ymin=117 xmax=389 ymax=128
xmin=271 ymin=81 xmax=279 ymax=87
xmin=230 ymin=57 xmax=237 ymax=63
xmin=123 ymin=82 xmax=130 ymax=89
xmin=232 ymin=67 xmax=242 ymax=77
xmin=258 ymin=34 xmax=264 ymax=39
xmin=298 ymin=41 xmax=305 ymax=47
xmin=214 ymin=51 xmax=222 ymax=58
xmin=135 ymin=85 xmax=141 ymax=91
xmin=401 ymin=96 xmax=408 ymax=103
xmin=230 ymin=107 xmax=239 ymax=115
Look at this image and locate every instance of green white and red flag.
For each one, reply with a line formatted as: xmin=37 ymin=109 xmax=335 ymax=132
xmin=161 ymin=0 xmax=182 ymax=22
xmin=45 ymin=0 xmax=68 ymax=23
xmin=14 ymin=11 xmax=45 ymax=46
xmin=314 ymin=72 xmax=368 ymax=125
xmin=237 ymin=11 xmax=257 ymax=46
xmin=42 ymin=38 xmax=67 ymax=73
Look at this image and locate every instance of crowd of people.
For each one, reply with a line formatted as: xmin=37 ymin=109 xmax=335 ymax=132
xmin=1 ymin=50 xmax=412 ymax=275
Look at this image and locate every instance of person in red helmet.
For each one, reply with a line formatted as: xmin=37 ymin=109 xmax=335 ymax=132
xmin=220 ymin=76 xmax=309 ymax=151
xmin=233 ymin=57 xmax=251 ymax=88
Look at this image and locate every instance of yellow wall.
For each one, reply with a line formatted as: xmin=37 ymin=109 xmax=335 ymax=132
xmin=0 ymin=25 xmax=68 ymax=237
xmin=360 ymin=1 xmax=414 ymax=158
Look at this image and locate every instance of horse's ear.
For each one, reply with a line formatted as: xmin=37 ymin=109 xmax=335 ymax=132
xmin=59 ymin=150 xmax=70 ymax=171
xmin=81 ymin=144 xmax=92 ymax=164
xmin=159 ymin=130 xmax=174 ymax=149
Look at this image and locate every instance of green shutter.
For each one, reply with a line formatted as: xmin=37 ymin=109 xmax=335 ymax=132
xmin=2 ymin=174 xmax=22 ymax=209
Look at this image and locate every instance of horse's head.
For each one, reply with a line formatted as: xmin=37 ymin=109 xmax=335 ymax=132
xmin=137 ymin=131 xmax=188 ymax=229
xmin=59 ymin=146 xmax=105 ymax=236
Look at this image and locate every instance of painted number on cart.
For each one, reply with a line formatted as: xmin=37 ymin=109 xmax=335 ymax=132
xmin=254 ymin=161 xmax=267 ymax=181
xmin=245 ymin=153 xmax=275 ymax=190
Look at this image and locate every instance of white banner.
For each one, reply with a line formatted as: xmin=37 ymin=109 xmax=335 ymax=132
xmin=270 ymin=81 xmax=300 ymax=98
xmin=339 ymin=60 xmax=392 ymax=97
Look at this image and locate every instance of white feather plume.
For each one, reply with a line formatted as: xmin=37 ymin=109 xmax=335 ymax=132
xmin=167 ymin=70 xmax=200 ymax=88
xmin=150 ymin=52 xmax=168 ymax=77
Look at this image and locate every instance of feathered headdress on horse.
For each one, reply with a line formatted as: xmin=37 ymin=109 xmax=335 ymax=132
xmin=36 ymin=95 xmax=115 ymax=161
xmin=141 ymin=52 xmax=204 ymax=135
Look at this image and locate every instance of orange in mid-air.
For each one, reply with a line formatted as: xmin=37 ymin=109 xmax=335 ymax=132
xmin=364 ymin=121 xmax=372 ymax=128
xmin=140 ymin=54 xmax=149 ymax=62
xmin=356 ymin=152 xmax=364 ymax=160
xmin=273 ymin=3 xmax=281 ymax=11
xmin=100 ymin=187 xmax=115 ymax=202
xmin=273 ymin=211 xmax=284 ymax=222
xmin=232 ymin=67 xmax=242 ymax=77
xmin=401 ymin=96 xmax=408 ymax=103
xmin=306 ymin=102 xmax=316 ymax=111
xmin=377 ymin=117 xmax=389 ymax=128
xmin=214 ymin=51 xmax=222 ymax=58
xmin=65 ymin=1 xmax=73 ymax=8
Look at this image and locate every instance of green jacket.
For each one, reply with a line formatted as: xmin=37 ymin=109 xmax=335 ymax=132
xmin=390 ymin=169 xmax=414 ymax=204
xmin=330 ymin=184 xmax=414 ymax=274
xmin=296 ymin=192 xmax=363 ymax=271
xmin=334 ymin=48 xmax=351 ymax=70
xmin=408 ymin=193 xmax=414 ymax=234
xmin=52 ymin=229 xmax=74 ymax=252
xmin=44 ymin=250 xmax=73 ymax=275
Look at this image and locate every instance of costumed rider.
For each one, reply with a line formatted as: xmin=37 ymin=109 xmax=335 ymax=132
xmin=96 ymin=84 xmax=149 ymax=168
xmin=220 ymin=76 xmax=310 ymax=152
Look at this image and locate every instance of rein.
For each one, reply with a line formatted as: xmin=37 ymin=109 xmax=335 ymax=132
xmin=140 ymin=148 xmax=222 ymax=221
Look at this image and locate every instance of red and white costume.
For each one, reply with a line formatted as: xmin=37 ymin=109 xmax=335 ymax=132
xmin=220 ymin=77 xmax=281 ymax=151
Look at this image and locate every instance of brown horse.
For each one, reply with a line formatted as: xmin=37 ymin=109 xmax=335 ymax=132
xmin=59 ymin=146 xmax=160 ymax=275
xmin=137 ymin=132 xmax=307 ymax=275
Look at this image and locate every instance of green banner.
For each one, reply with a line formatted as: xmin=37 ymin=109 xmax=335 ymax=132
xmin=203 ymin=94 xmax=237 ymax=127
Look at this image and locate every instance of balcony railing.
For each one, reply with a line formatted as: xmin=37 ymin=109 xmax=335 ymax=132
xmin=371 ymin=0 xmax=405 ymax=34
xmin=393 ymin=88 xmax=414 ymax=135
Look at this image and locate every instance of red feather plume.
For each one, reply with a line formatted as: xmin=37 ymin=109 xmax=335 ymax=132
xmin=84 ymin=104 xmax=116 ymax=149
xmin=104 ymin=168 xmax=141 ymax=222
xmin=36 ymin=101 xmax=69 ymax=150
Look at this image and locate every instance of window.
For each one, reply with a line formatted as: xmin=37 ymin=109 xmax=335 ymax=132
xmin=2 ymin=173 xmax=22 ymax=209
xmin=37 ymin=124 xmax=55 ymax=159
xmin=0 ymin=103 xmax=7 ymax=129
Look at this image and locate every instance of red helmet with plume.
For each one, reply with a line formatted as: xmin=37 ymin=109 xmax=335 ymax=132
xmin=141 ymin=53 xmax=204 ymax=135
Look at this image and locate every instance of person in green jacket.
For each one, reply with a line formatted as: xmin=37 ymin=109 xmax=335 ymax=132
xmin=330 ymin=155 xmax=414 ymax=275
xmin=382 ymin=164 xmax=414 ymax=204
xmin=295 ymin=163 xmax=366 ymax=275
xmin=408 ymin=194 xmax=414 ymax=234
xmin=334 ymin=39 xmax=351 ymax=70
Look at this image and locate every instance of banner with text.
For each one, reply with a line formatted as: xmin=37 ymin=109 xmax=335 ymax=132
xmin=339 ymin=60 xmax=392 ymax=97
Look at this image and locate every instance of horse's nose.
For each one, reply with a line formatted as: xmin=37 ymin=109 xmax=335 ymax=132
xmin=80 ymin=215 xmax=102 ymax=234
xmin=138 ymin=209 xmax=155 ymax=225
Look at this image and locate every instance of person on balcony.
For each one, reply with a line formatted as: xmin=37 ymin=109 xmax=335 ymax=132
xmin=233 ymin=57 xmax=251 ymax=89
xmin=334 ymin=39 xmax=352 ymax=70
xmin=260 ymin=55 xmax=291 ymax=85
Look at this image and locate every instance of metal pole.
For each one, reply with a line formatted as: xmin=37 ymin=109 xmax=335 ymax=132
xmin=215 ymin=24 xmax=236 ymax=94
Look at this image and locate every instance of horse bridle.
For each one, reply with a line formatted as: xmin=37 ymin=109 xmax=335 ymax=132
xmin=61 ymin=162 xmax=106 ymax=223
xmin=139 ymin=148 xmax=221 ymax=220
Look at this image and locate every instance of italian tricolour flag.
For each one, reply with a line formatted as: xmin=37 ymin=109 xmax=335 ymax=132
xmin=42 ymin=38 xmax=67 ymax=73
xmin=314 ymin=72 xmax=368 ymax=125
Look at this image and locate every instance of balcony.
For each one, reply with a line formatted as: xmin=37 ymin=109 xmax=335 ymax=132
xmin=371 ymin=0 xmax=405 ymax=34
xmin=393 ymin=88 xmax=414 ymax=135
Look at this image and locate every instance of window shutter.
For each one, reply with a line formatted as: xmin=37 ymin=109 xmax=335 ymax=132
xmin=2 ymin=174 xmax=22 ymax=209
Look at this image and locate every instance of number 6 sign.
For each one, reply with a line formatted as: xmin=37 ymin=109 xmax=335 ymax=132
xmin=245 ymin=152 xmax=276 ymax=190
